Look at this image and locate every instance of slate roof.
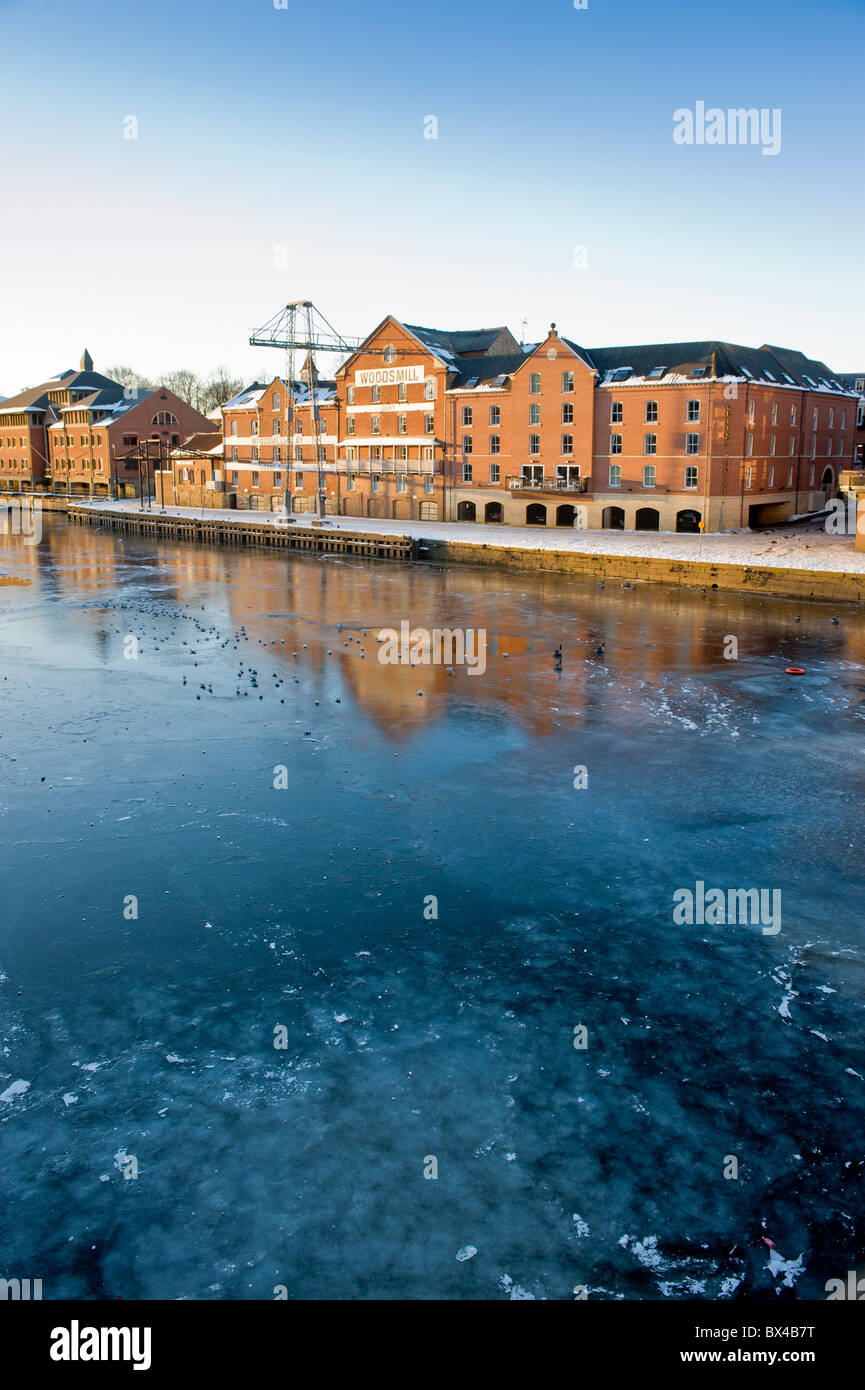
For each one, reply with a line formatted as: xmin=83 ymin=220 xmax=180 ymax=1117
xmin=403 ymin=324 xmax=517 ymax=359
xmin=582 ymin=339 xmax=852 ymax=391
xmin=448 ymin=352 xmax=529 ymax=388
xmin=0 ymin=368 xmax=123 ymax=414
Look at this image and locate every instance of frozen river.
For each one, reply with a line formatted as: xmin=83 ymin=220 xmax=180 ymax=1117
xmin=1 ymin=518 xmax=863 ymax=1300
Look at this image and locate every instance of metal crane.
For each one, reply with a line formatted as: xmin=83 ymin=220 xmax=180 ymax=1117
xmin=250 ymin=301 xmax=363 ymax=520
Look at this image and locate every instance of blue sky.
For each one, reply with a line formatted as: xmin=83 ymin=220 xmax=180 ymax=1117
xmin=0 ymin=0 xmax=862 ymax=392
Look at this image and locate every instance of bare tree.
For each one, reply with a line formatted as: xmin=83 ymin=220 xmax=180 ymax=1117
xmin=105 ymin=364 xmax=155 ymax=392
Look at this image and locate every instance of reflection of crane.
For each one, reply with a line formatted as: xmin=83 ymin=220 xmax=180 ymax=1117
xmin=250 ymin=301 xmax=362 ymax=520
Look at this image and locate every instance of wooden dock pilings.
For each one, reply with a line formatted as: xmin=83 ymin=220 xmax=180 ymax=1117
xmin=67 ymin=506 xmax=416 ymax=561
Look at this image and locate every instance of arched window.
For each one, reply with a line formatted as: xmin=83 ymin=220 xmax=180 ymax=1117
xmin=151 ymin=411 xmax=178 ymax=426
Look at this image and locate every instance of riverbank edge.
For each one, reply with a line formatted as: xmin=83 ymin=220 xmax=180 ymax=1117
xmin=17 ymin=499 xmax=865 ymax=606
xmin=419 ymin=538 xmax=865 ymax=605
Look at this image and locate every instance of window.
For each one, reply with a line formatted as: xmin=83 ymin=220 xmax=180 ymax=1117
xmin=790 ymin=404 xmax=797 ymax=426
xmin=529 ymin=434 xmax=540 ymax=455
xmin=841 ymin=410 xmax=847 ymax=429
xmin=272 ymin=419 xmax=281 ymax=435
xmin=684 ymin=433 xmax=700 ymax=456
xmin=645 ymin=401 xmax=658 ymax=422
xmin=746 ymin=432 xmax=754 ymax=456
xmin=151 ymin=411 xmax=178 ymax=426
xmin=274 ymin=447 xmax=282 ymax=462
xmin=398 ymin=415 xmax=407 ymax=434
xmin=490 ymin=462 xmax=500 ymax=484
xmin=490 ymin=434 xmax=500 ymax=455
xmin=530 ymin=373 xmax=541 ymax=394
xmin=748 ymin=400 xmax=755 ymax=424
xmin=252 ymin=471 xmax=259 ymax=487
xmin=317 ymin=445 xmax=326 ymax=463
xmin=644 ymin=433 xmax=657 ymax=455
xmin=787 ymin=466 xmax=793 ymax=486
xmin=789 ymin=436 xmax=795 ymax=455
xmin=372 ymin=385 xmax=381 ymax=404
xmin=687 ymin=399 xmax=700 ymax=422
xmin=770 ymin=435 xmax=776 ymax=456
xmin=771 ymin=402 xmax=778 ymax=425
xmin=295 ymin=419 xmax=303 ymax=433
xmin=490 ymin=405 xmax=500 ymax=426
xmin=425 ymin=476 xmax=434 ymax=493
xmin=562 ymin=371 xmax=574 ymax=393
xmin=251 ymin=447 xmax=259 ymax=462
xmin=462 ymin=406 xmax=473 ymax=426
xmin=812 ymin=406 xmax=818 ymax=428
xmin=811 ymin=434 xmax=817 ymax=459
xmin=828 ymin=407 xmax=835 ymax=428
xmin=684 ymin=466 xmax=698 ymax=489
xmin=611 ymin=401 xmax=623 ymax=423
xmin=610 ymin=434 xmax=622 ymax=455
xmin=643 ymin=464 xmax=656 ymax=487
xmin=231 ymin=470 xmax=238 ymax=485
xmin=809 ymin=464 xmax=815 ymax=485
xmin=295 ymin=445 xmax=302 ymax=462
xmin=425 ymin=379 xmax=435 ymax=401
xmin=229 ymin=446 xmax=237 ymax=462
xmin=371 ymin=474 xmax=380 ymax=492
xmin=768 ymin=465 xmax=775 ymax=487
xmin=609 ymin=464 xmax=622 ymax=487
xmin=346 ymin=475 xmax=355 ymax=490
xmin=398 ymin=382 xmax=407 ymax=403
xmin=424 ymin=414 xmax=434 ymax=434
xmin=122 ymin=434 xmax=137 ymax=447
xmin=562 ymin=402 xmax=574 ymax=424
xmin=397 ymin=474 xmax=407 ymax=491
xmin=370 ymin=446 xmax=381 ymax=462
xmin=745 ymin=465 xmax=753 ymax=489
xmin=827 ymin=437 xmax=833 ymax=456
xmin=347 ymin=386 xmax=355 ymax=405
xmin=347 ymin=416 xmax=355 ymax=435
xmin=530 ymin=403 xmax=541 ymax=425
xmin=422 ymin=447 xmax=434 ymax=462
xmin=462 ymin=461 xmax=473 ymax=482
xmin=462 ymin=435 xmax=473 ymax=455
xmin=274 ymin=471 xmax=282 ymax=486
xmin=371 ymin=416 xmax=380 ymax=434
xmin=561 ymin=434 xmax=573 ymax=455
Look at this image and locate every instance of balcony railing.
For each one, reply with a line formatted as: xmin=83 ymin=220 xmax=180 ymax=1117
xmin=506 ymin=474 xmax=589 ymax=495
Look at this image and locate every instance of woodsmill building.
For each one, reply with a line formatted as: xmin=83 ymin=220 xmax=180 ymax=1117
xmin=181 ymin=316 xmax=857 ymax=532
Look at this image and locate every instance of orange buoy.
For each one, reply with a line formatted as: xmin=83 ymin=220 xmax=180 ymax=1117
xmin=786 ymin=666 xmax=806 ymax=675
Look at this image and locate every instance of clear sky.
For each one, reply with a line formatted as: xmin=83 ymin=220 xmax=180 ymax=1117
xmin=0 ymin=0 xmax=862 ymax=394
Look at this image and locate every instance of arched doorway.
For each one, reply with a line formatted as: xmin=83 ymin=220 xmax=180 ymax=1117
xmin=526 ymin=503 xmax=547 ymax=525
xmin=556 ymin=503 xmax=576 ymax=527
xmin=635 ymin=507 xmax=660 ymax=531
xmin=821 ymin=466 xmax=835 ymax=494
xmin=676 ymin=509 xmax=701 ymax=533
xmin=602 ymin=506 xmax=625 ymax=530
xmin=485 ymin=501 xmax=503 ymax=523
xmin=457 ymin=500 xmax=476 ymax=521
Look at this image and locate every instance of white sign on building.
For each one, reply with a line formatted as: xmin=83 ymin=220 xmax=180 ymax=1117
xmin=355 ymin=364 xmax=426 ymax=388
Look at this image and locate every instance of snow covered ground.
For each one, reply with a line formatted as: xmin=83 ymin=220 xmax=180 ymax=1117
xmin=76 ymin=498 xmax=865 ymax=573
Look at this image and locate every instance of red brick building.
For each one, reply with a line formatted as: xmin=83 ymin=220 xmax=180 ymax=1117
xmin=165 ymin=319 xmax=859 ymax=532
xmin=0 ymin=350 xmax=217 ymax=498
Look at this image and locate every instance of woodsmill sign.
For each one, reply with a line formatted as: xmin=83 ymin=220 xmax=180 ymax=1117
xmin=355 ymin=365 xmax=426 ymax=387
